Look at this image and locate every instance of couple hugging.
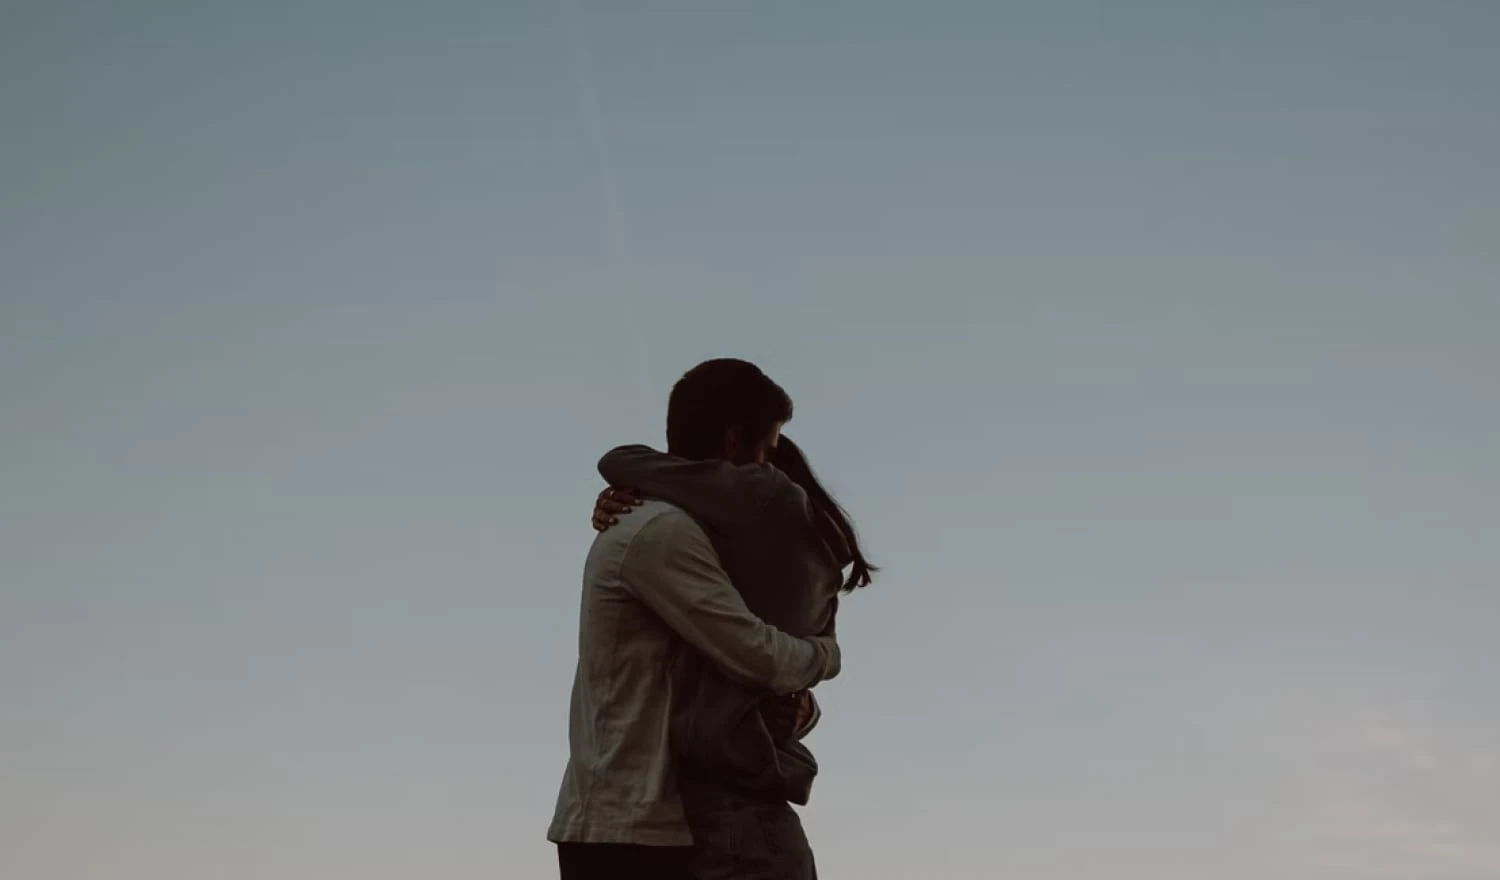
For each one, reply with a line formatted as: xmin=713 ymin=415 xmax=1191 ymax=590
xmin=547 ymin=357 xmax=877 ymax=880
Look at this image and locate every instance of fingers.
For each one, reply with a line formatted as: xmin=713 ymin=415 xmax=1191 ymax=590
xmin=795 ymin=696 xmax=813 ymax=729
xmin=758 ymin=693 xmax=801 ymax=737
xmin=593 ymin=486 xmax=644 ymax=531
xmin=603 ymin=489 xmax=644 ymax=513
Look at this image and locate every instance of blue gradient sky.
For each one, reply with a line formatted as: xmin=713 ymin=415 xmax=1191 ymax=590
xmin=3 ymin=1 xmax=1497 ymax=877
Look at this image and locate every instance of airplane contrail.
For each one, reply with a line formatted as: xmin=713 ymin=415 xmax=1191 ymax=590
xmin=556 ymin=0 xmax=656 ymax=426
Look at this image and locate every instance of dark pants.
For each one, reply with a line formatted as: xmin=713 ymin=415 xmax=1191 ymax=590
xmin=556 ymin=843 xmax=693 ymax=880
xmin=679 ymin=776 xmax=818 ymax=880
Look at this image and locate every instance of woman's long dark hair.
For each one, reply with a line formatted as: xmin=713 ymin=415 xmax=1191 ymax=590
xmin=771 ymin=435 xmax=877 ymax=591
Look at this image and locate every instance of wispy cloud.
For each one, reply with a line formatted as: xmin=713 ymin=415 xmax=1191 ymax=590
xmin=1247 ymin=691 xmax=1500 ymax=879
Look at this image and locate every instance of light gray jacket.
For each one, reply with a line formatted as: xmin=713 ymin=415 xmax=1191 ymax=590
xmin=547 ymin=500 xmax=840 ymax=845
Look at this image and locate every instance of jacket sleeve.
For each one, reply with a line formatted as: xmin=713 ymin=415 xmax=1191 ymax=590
xmin=793 ymin=596 xmax=840 ymax=739
xmin=619 ymin=510 xmax=840 ymax=694
xmin=599 ymin=445 xmax=812 ymax=533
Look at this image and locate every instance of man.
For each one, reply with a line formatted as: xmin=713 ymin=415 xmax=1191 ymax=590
xmin=547 ymin=359 xmax=841 ymax=880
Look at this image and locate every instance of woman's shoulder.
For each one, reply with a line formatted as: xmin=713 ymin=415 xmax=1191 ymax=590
xmin=750 ymin=466 xmax=819 ymax=528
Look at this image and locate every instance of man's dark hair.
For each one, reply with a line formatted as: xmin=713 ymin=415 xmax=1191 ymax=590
xmin=666 ymin=358 xmax=793 ymax=461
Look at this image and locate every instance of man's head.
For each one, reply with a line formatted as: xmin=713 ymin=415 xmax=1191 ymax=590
xmin=666 ymin=358 xmax=792 ymax=464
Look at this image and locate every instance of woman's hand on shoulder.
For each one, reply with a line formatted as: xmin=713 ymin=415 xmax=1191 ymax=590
xmin=593 ymin=486 xmax=644 ymax=532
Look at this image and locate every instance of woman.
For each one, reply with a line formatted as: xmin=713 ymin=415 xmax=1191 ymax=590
xmin=591 ymin=435 xmax=875 ymax=880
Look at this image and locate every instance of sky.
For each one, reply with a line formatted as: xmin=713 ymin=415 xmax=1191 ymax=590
xmin=2 ymin=0 xmax=1497 ymax=877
